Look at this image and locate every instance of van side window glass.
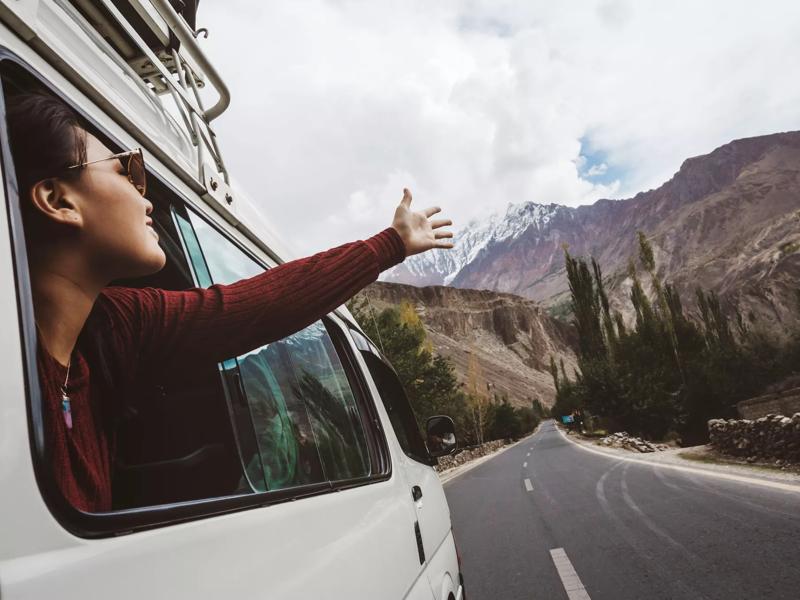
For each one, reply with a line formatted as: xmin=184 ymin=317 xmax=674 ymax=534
xmin=361 ymin=352 xmax=429 ymax=463
xmin=188 ymin=214 xmax=263 ymax=282
xmin=284 ymin=323 xmax=370 ymax=481
xmin=186 ymin=210 xmax=371 ymax=487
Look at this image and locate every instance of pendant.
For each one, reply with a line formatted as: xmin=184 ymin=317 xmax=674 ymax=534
xmin=61 ymin=392 xmax=73 ymax=430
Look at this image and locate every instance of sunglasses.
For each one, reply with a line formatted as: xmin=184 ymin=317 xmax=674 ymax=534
xmin=67 ymin=148 xmax=146 ymax=197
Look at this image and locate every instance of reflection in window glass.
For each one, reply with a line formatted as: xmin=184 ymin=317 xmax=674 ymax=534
xmin=188 ymin=215 xmax=262 ymax=283
xmin=238 ymin=343 xmax=326 ymax=490
xmin=362 ymin=352 xmax=429 ymax=463
xmin=282 ymin=323 xmax=370 ymax=481
xmin=187 ymin=210 xmax=371 ymax=490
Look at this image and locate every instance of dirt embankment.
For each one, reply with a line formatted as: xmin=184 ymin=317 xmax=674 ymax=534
xmin=355 ymin=281 xmax=578 ymax=408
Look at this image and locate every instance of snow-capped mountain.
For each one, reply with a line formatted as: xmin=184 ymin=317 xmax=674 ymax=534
xmin=383 ymin=202 xmax=569 ymax=287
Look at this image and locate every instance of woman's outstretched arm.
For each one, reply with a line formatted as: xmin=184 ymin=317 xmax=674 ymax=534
xmin=100 ymin=189 xmax=453 ymax=374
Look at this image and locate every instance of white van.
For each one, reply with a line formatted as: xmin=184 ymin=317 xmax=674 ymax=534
xmin=0 ymin=2 xmax=465 ymax=598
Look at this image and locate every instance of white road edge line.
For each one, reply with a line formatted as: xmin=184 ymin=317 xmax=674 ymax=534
xmin=555 ymin=425 xmax=800 ymax=495
xmin=440 ymin=423 xmax=545 ymax=485
xmin=524 ymin=478 xmax=533 ymax=492
xmin=550 ymin=548 xmax=591 ymax=600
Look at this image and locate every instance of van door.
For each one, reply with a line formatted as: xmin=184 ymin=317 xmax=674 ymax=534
xmin=400 ymin=437 xmax=456 ymax=596
xmin=354 ymin=346 xmax=456 ymax=598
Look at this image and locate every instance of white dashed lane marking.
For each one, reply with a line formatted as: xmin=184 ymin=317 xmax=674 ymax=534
xmin=524 ymin=478 xmax=534 ymax=492
xmin=550 ymin=548 xmax=591 ymax=599
xmin=523 ymin=461 xmax=528 ymax=467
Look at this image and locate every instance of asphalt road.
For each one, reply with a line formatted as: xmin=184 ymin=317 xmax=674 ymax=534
xmin=444 ymin=420 xmax=800 ymax=600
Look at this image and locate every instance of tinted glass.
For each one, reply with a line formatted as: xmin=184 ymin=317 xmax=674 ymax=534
xmin=187 ymin=210 xmax=371 ymax=489
xmin=282 ymin=322 xmax=370 ymax=481
xmin=361 ymin=352 xmax=429 ymax=462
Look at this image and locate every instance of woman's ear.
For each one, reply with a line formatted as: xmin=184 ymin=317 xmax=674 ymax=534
xmin=29 ymin=178 xmax=83 ymax=228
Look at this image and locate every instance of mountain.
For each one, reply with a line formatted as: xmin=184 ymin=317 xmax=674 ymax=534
xmin=387 ymin=202 xmax=569 ymax=287
xmin=384 ymin=132 xmax=800 ymax=334
xmin=354 ymin=281 xmax=578 ymax=408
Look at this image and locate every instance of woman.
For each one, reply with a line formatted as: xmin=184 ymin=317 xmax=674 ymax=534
xmin=7 ymin=92 xmax=453 ymax=512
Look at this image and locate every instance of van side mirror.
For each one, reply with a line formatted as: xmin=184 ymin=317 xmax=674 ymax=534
xmin=426 ymin=415 xmax=457 ymax=458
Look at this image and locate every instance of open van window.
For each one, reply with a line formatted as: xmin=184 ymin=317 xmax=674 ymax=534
xmin=1 ymin=60 xmax=388 ymax=534
xmin=1 ymin=61 xmax=250 ymax=512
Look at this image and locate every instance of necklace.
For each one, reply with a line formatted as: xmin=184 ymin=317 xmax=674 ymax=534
xmin=61 ymin=359 xmax=73 ymax=430
xmin=35 ymin=322 xmax=74 ymax=430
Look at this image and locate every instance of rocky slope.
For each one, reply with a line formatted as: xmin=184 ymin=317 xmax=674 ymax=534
xmin=385 ymin=132 xmax=800 ymax=335
xmin=354 ymin=281 xmax=578 ymax=408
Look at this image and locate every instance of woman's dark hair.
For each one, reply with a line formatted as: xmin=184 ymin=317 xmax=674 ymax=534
xmin=6 ymin=93 xmax=120 ymax=408
xmin=6 ymin=92 xmax=88 ymax=210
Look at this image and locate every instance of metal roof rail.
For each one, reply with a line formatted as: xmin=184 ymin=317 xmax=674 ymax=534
xmin=88 ymin=0 xmax=232 ymax=204
xmin=148 ymin=0 xmax=229 ymax=121
xmin=0 ymin=0 xmax=236 ymax=211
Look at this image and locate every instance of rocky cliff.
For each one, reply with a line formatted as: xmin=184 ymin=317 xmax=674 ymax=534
xmin=385 ymin=132 xmax=800 ymax=336
xmin=354 ymin=281 xmax=578 ymax=408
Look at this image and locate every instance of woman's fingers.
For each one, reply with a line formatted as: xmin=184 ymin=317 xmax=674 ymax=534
xmin=401 ymin=188 xmax=413 ymax=208
xmin=430 ymin=218 xmax=452 ymax=229
xmin=391 ymin=188 xmax=455 ymax=254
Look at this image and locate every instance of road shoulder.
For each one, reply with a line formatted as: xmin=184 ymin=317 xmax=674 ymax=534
xmin=557 ymin=424 xmax=800 ymax=493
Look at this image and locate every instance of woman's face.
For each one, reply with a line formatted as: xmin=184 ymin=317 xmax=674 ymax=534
xmin=64 ymin=132 xmax=166 ymax=280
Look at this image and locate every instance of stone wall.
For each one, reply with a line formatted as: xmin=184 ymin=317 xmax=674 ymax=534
xmin=434 ymin=440 xmax=507 ymax=472
xmin=736 ymin=387 xmax=800 ymax=420
xmin=708 ymin=414 xmax=800 ymax=462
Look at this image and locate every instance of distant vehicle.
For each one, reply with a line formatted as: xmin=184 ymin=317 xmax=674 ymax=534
xmin=0 ymin=2 xmax=464 ymax=598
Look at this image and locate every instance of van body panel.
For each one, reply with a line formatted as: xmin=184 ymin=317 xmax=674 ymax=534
xmin=427 ymin=531 xmax=460 ymax=600
xmin=2 ymin=479 xmax=424 ymax=599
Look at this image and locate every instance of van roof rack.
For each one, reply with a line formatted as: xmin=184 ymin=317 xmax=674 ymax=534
xmin=72 ymin=0 xmax=230 ymax=186
xmin=1 ymin=0 xmax=234 ymax=207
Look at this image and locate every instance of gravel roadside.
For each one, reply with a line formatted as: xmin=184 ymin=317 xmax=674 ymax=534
xmin=563 ymin=427 xmax=800 ymax=486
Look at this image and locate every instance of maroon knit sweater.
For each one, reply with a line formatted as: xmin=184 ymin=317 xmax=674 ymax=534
xmin=36 ymin=227 xmax=406 ymax=513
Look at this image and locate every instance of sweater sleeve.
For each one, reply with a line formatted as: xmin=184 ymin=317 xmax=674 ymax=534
xmin=99 ymin=227 xmax=406 ymax=373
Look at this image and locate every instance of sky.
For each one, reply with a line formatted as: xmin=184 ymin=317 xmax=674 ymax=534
xmin=198 ymin=0 xmax=800 ymax=255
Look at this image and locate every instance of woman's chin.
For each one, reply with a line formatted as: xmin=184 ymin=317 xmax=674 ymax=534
xmin=138 ymin=247 xmax=167 ymax=276
xmin=150 ymin=248 xmax=167 ymax=272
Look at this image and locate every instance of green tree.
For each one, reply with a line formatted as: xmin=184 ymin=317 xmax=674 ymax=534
xmin=489 ymin=399 xmax=522 ymax=440
xmin=348 ymin=296 xmax=476 ymax=444
xmin=553 ymin=230 xmax=799 ymax=442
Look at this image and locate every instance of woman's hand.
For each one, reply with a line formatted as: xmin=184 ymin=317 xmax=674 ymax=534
xmin=391 ymin=188 xmax=454 ymax=257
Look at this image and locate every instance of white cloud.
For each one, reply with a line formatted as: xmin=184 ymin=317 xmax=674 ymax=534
xmin=586 ymin=163 xmax=608 ymax=177
xmin=197 ymin=0 xmax=800 ymax=254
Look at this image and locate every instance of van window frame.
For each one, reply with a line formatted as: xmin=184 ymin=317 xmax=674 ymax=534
xmin=348 ymin=327 xmax=435 ymax=466
xmin=174 ymin=204 xmax=393 ymax=484
xmin=0 ymin=51 xmax=390 ymax=539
